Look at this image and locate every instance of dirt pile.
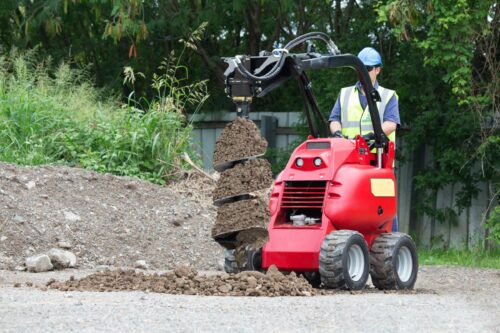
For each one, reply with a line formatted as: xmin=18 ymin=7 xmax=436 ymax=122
xmin=212 ymin=159 xmax=273 ymax=201
xmin=212 ymin=117 xmax=267 ymax=166
xmin=0 ymin=163 xmax=222 ymax=270
xmin=47 ymin=265 xmax=317 ymax=296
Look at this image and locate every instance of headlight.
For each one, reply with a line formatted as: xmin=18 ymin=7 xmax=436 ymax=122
xmin=295 ymin=158 xmax=304 ymax=167
xmin=314 ymin=157 xmax=322 ymax=167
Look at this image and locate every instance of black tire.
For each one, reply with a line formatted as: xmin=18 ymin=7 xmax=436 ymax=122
xmin=224 ymin=249 xmax=240 ymax=274
xmin=370 ymin=232 xmax=418 ymax=290
xmin=303 ymin=272 xmax=322 ymax=288
xmin=223 ymin=247 xmax=262 ymax=274
xmin=244 ymin=246 xmax=262 ymax=271
xmin=319 ymin=230 xmax=370 ymax=290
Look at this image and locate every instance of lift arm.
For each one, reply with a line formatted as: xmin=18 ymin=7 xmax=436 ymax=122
xmin=222 ymin=33 xmax=389 ymax=149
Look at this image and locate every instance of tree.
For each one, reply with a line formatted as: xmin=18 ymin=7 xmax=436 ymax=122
xmin=378 ymin=0 xmax=498 ymax=246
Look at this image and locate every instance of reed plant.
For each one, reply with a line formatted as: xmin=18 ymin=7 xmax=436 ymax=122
xmin=0 ymin=49 xmax=207 ymax=184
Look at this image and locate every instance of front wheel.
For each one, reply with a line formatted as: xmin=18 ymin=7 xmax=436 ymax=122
xmin=370 ymin=232 xmax=418 ymax=290
xmin=319 ymin=230 xmax=370 ymax=290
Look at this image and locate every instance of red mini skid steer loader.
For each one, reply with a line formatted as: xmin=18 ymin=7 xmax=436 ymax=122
xmin=219 ymin=32 xmax=418 ymax=290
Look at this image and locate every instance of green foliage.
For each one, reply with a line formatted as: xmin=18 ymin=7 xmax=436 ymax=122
xmin=1 ymin=0 xmax=497 ymax=247
xmin=418 ymin=247 xmax=500 ymax=269
xmin=485 ymin=205 xmax=500 ymax=244
xmin=0 ymin=50 xmax=207 ymax=183
xmin=377 ymin=0 xmax=498 ymax=242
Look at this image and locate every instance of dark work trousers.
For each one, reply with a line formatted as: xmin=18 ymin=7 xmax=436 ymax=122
xmin=393 ymin=167 xmax=398 ymax=232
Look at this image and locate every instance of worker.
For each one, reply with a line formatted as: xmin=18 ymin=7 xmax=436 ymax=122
xmin=329 ymin=47 xmax=400 ymax=232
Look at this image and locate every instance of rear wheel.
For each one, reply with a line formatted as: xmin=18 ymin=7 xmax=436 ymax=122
xmin=319 ymin=230 xmax=370 ymax=290
xmin=224 ymin=249 xmax=239 ymax=274
xmin=223 ymin=246 xmax=262 ymax=274
xmin=303 ymin=272 xmax=321 ymax=288
xmin=370 ymin=232 xmax=418 ymax=290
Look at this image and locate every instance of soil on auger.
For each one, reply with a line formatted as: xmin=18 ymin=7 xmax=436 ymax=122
xmin=212 ymin=159 xmax=273 ymax=201
xmin=212 ymin=117 xmax=268 ymax=166
xmin=211 ymin=198 xmax=269 ymax=239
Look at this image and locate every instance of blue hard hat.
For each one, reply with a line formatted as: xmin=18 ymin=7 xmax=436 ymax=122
xmin=358 ymin=47 xmax=383 ymax=66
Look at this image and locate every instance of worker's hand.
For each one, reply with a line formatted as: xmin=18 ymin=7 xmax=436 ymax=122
xmin=362 ymin=132 xmax=375 ymax=142
xmin=332 ymin=130 xmax=345 ymax=138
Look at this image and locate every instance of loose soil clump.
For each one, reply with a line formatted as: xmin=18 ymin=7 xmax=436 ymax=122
xmin=212 ymin=118 xmax=267 ymax=166
xmin=211 ymin=199 xmax=269 ymax=239
xmin=212 ymin=159 xmax=273 ymax=201
xmin=47 ymin=265 xmax=317 ymax=296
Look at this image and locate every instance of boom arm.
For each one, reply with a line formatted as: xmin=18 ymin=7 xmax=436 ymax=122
xmin=223 ymin=34 xmax=389 ymax=149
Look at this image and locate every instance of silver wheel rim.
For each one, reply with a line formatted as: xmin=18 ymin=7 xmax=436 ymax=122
xmin=397 ymin=246 xmax=413 ymax=282
xmin=347 ymin=244 xmax=365 ymax=281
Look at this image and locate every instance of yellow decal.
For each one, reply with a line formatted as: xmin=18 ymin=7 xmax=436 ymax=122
xmin=370 ymin=178 xmax=395 ymax=197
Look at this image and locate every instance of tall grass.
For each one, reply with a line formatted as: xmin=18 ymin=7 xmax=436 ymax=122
xmin=0 ymin=49 xmax=207 ymax=184
xmin=418 ymin=247 xmax=500 ymax=269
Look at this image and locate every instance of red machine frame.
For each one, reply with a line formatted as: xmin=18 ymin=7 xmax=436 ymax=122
xmin=262 ymin=136 xmax=396 ymax=271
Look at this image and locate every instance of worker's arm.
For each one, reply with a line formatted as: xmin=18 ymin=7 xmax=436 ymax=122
xmin=382 ymin=121 xmax=397 ymax=136
xmin=329 ymin=121 xmax=342 ymax=134
xmin=329 ymin=97 xmax=342 ymax=135
xmin=381 ymin=94 xmax=400 ymax=137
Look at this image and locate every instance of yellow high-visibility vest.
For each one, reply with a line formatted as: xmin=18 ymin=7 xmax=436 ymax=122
xmin=339 ymin=85 xmax=397 ymax=143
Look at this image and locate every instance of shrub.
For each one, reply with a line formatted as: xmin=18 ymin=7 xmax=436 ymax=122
xmin=0 ymin=50 xmax=207 ymax=184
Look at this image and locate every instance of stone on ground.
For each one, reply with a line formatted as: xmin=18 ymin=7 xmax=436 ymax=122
xmin=47 ymin=248 xmax=77 ymax=269
xmin=134 ymin=260 xmax=148 ymax=270
xmin=25 ymin=254 xmax=53 ymax=272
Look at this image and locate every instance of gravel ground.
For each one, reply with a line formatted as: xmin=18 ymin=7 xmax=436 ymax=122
xmin=0 ymin=266 xmax=498 ymax=332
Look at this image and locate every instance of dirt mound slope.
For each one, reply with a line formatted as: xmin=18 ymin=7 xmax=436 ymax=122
xmin=0 ymin=162 xmax=222 ymax=270
xmin=212 ymin=198 xmax=269 ymax=238
xmin=212 ymin=159 xmax=273 ymax=201
xmin=47 ymin=265 xmax=316 ymax=296
xmin=212 ymin=117 xmax=267 ymax=166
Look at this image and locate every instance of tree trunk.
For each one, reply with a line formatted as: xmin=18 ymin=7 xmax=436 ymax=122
xmin=245 ymin=1 xmax=261 ymax=55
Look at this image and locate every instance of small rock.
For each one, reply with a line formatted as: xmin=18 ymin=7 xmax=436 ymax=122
xmin=96 ymin=265 xmax=110 ymax=271
xmin=218 ymin=284 xmax=232 ymax=293
xmin=247 ymin=276 xmax=258 ymax=289
xmin=125 ymin=182 xmax=137 ymax=190
xmin=13 ymin=215 xmax=25 ymax=223
xmin=174 ymin=266 xmax=197 ymax=278
xmin=25 ymin=254 xmax=53 ymax=272
xmin=24 ymin=181 xmax=36 ymax=190
xmin=57 ymin=241 xmax=72 ymax=249
xmin=64 ymin=211 xmax=81 ymax=222
xmin=134 ymin=260 xmax=148 ymax=270
xmin=171 ymin=220 xmax=182 ymax=227
xmin=14 ymin=283 xmax=21 ymax=288
xmin=0 ymin=236 xmax=7 ymax=242
xmin=47 ymin=248 xmax=77 ymax=269
xmin=14 ymin=265 xmax=26 ymax=271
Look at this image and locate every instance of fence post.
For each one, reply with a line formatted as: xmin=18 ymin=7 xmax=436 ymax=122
xmin=261 ymin=115 xmax=278 ymax=163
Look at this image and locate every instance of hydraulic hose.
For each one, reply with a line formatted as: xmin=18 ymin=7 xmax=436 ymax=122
xmin=284 ymin=32 xmax=340 ymax=55
xmin=234 ymin=51 xmax=288 ymax=81
xmin=233 ymin=32 xmax=340 ymax=82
